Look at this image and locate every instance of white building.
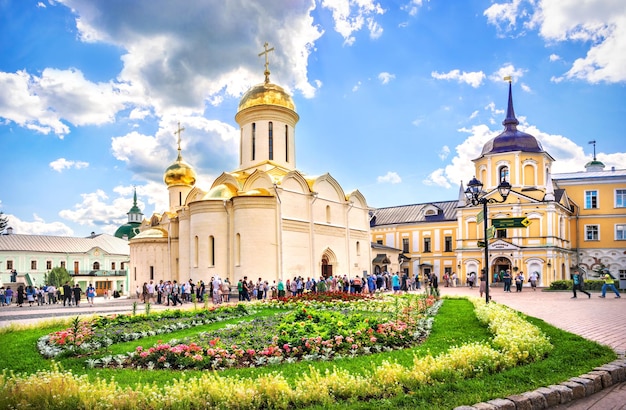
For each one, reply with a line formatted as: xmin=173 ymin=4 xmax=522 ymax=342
xmin=129 ymin=48 xmax=371 ymax=288
xmin=0 ymin=231 xmax=129 ymax=295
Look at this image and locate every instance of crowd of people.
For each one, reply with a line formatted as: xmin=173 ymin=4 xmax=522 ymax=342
xmin=0 ymin=282 xmax=99 ymax=307
xmin=231 ymin=270 xmax=445 ymax=301
xmin=135 ymin=277 xmax=232 ymax=306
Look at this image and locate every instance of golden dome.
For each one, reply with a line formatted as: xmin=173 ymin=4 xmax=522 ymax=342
xmin=242 ymin=188 xmax=273 ymax=197
xmin=132 ymin=228 xmax=168 ymax=239
xmin=164 ymin=153 xmax=197 ymax=187
xmin=237 ymin=82 xmax=296 ymax=113
xmin=204 ymin=184 xmax=238 ymax=200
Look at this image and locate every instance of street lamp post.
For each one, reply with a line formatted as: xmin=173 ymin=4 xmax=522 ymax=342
xmin=465 ymin=177 xmax=512 ymax=303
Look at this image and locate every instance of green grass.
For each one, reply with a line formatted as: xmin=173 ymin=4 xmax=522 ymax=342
xmin=0 ymin=298 xmax=616 ymax=409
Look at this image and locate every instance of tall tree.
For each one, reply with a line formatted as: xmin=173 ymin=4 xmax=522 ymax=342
xmin=0 ymin=211 xmax=8 ymax=232
xmin=45 ymin=267 xmax=72 ymax=287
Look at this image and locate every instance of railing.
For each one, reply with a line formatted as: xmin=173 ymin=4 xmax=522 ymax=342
xmin=70 ymin=270 xmax=128 ymax=277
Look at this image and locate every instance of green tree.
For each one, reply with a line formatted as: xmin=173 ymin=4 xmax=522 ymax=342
xmin=0 ymin=211 xmax=8 ymax=232
xmin=45 ymin=267 xmax=72 ymax=287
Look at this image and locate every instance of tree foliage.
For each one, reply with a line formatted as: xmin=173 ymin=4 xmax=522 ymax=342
xmin=45 ymin=267 xmax=72 ymax=287
xmin=0 ymin=211 xmax=8 ymax=232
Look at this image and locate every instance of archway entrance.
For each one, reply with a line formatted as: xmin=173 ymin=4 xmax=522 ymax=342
xmin=492 ymin=257 xmax=512 ymax=282
xmin=321 ymin=257 xmax=333 ymax=279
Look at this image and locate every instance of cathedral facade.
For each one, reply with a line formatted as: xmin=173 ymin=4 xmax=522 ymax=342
xmin=128 ymin=56 xmax=371 ymax=288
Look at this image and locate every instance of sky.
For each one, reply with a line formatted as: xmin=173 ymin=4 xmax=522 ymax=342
xmin=1 ymin=0 xmax=625 ymax=237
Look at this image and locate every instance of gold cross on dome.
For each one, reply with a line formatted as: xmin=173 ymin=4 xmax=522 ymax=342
xmin=258 ymin=42 xmax=275 ymax=83
xmin=174 ymin=121 xmax=185 ymax=152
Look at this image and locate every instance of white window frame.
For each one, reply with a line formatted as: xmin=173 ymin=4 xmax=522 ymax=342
xmin=584 ymin=224 xmax=600 ymax=241
xmin=584 ymin=190 xmax=599 ymax=209
xmin=615 ymin=188 xmax=626 ymax=208
xmin=616 ymin=224 xmax=626 ymax=241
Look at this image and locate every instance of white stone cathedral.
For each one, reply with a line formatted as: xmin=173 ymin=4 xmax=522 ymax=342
xmin=128 ymin=45 xmax=371 ymax=289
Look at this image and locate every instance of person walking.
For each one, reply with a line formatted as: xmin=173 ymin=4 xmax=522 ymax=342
xmin=502 ymin=269 xmax=512 ymax=292
xmin=86 ymin=283 xmax=96 ymax=306
xmin=479 ymin=269 xmax=487 ymax=298
xmin=528 ymin=271 xmax=539 ymax=291
xmin=515 ymin=271 xmax=525 ymax=292
xmin=599 ymin=272 xmax=621 ymax=298
xmin=571 ymin=269 xmax=591 ymax=299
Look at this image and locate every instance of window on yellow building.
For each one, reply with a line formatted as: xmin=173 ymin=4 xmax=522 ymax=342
xmin=616 ymin=224 xmax=626 ymax=240
xmin=424 ymin=237 xmax=431 ymax=252
xmin=616 ymin=189 xmax=626 ymax=208
xmin=444 ymin=236 xmax=452 ymax=252
xmin=585 ymin=225 xmax=599 ymax=241
xmin=499 ymin=166 xmax=509 ymax=183
xmin=402 ymin=238 xmax=409 ymax=253
xmin=585 ymin=190 xmax=598 ymax=209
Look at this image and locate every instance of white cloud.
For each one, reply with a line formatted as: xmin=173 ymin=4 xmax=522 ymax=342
xmin=423 ymin=168 xmax=451 ymax=188
xmin=320 ymin=0 xmax=385 ymax=46
xmin=49 ymin=158 xmax=89 ymax=172
xmin=483 ymin=0 xmax=525 ymax=36
xmin=0 ymin=71 xmax=71 ymax=137
xmin=368 ymin=17 xmax=384 ymax=39
xmin=3 ymin=213 xmax=74 ymax=236
xmin=352 ymin=81 xmax=362 ymax=92
xmin=377 ymin=171 xmax=402 ymax=184
xmin=378 ymin=72 xmax=395 ymax=84
xmin=520 ymin=83 xmax=532 ymax=92
xmin=485 ymin=0 xmax=626 ymax=84
xmin=52 ymin=0 xmax=324 ymax=115
xmin=438 ymin=145 xmax=450 ymax=161
xmin=488 ymin=63 xmax=525 ymax=83
xmin=549 ymin=53 xmax=561 ymax=62
xmin=469 ymin=110 xmax=479 ymax=120
xmin=402 ymin=0 xmax=425 ymax=17
xmin=529 ymin=0 xmax=626 ymax=83
xmin=431 ymin=69 xmax=486 ymax=88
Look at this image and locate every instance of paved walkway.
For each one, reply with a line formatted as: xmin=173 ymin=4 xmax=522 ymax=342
xmin=1 ymin=287 xmax=624 ymax=409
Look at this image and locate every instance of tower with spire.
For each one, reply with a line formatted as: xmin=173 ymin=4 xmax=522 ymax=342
xmin=114 ymin=187 xmax=144 ymax=240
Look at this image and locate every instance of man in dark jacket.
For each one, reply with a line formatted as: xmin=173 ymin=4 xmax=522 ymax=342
xmin=63 ymin=282 xmax=73 ymax=306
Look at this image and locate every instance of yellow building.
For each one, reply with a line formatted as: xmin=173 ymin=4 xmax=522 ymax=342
xmin=371 ymin=83 xmax=626 ymax=288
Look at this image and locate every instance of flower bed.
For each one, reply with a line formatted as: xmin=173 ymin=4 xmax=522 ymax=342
xmin=92 ymin=294 xmax=441 ymax=370
xmin=37 ymin=303 xmax=253 ymax=358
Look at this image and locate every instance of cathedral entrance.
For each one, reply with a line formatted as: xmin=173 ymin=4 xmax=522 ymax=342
xmin=321 ymin=257 xmax=332 ymax=279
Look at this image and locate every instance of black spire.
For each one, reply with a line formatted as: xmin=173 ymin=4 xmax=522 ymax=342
xmin=502 ymin=80 xmax=519 ymax=128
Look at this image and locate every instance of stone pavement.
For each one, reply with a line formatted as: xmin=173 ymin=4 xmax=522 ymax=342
xmin=0 ymin=287 xmax=624 ymax=409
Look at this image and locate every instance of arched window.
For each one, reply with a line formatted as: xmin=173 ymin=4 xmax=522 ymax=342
xmin=285 ymin=125 xmax=289 ymax=162
xmin=194 ymin=236 xmax=199 ymax=267
xmin=268 ymin=121 xmax=273 ymax=160
xmin=93 ymin=261 xmax=100 ymax=270
xmin=499 ymin=166 xmax=509 ymax=183
xmin=209 ymin=235 xmax=215 ymax=267
xmin=235 ymin=233 xmax=241 ymax=266
xmin=326 ymin=205 xmax=331 ymax=224
xmin=251 ymin=123 xmax=256 ymax=161
xmin=356 ymin=241 xmax=361 ymax=256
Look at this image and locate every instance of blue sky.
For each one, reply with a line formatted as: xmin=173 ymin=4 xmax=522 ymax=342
xmin=1 ymin=0 xmax=625 ymax=237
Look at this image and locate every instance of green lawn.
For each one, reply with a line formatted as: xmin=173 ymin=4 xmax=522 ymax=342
xmin=0 ymin=297 xmax=616 ymax=409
